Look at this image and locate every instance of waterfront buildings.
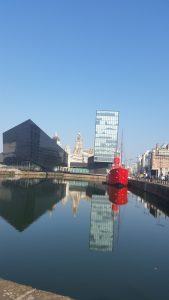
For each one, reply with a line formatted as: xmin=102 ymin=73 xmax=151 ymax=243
xmin=138 ymin=144 xmax=169 ymax=177
xmin=70 ymin=132 xmax=93 ymax=163
xmin=89 ymin=110 xmax=119 ymax=174
xmin=137 ymin=150 xmax=151 ymax=175
xmin=2 ymin=119 xmax=68 ymax=171
xmin=151 ymin=144 xmax=169 ymax=176
xmin=64 ymin=132 xmax=93 ymax=173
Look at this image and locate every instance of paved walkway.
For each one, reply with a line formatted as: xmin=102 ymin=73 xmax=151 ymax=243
xmin=0 ymin=279 xmax=73 ymax=300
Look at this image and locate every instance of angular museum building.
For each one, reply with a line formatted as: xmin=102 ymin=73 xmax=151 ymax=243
xmin=2 ymin=119 xmax=68 ymax=171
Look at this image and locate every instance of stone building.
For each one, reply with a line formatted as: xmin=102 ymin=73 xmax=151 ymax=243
xmin=70 ymin=132 xmax=93 ymax=164
xmin=151 ymin=144 xmax=169 ymax=177
xmin=63 ymin=132 xmax=93 ymax=173
xmin=138 ymin=144 xmax=169 ymax=177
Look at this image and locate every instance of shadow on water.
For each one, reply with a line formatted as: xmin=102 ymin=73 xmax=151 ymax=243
xmin=129 ymin=186 xmax=169 ymax=218
xmin=0 ymin=179 xmax=66 ymax=231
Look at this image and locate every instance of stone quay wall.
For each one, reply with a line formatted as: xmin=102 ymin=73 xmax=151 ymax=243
xmin=0 ymin=168 xmax=106 ymax=182
xmin=128 ymin=178 xmax=169 ymax=201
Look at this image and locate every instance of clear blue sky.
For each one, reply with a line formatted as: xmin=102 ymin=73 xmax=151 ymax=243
xmin=0 ymin=0 xmax=169 ymax=161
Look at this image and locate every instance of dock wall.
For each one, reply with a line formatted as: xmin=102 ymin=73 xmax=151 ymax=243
xmin=0 ymin=169 xmax=106 ymax=182
xmin=129 ymin=179 xmax=169 ymax=201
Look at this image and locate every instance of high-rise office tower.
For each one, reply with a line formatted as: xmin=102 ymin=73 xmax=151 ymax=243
xmin=94 ymin=110 xmax=119 ymax=163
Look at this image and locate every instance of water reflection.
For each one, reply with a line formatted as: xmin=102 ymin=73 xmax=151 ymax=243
xmin=107 ymin=186 xmax=128 ymax=215
xmin=0 ymin=179 xmax=168 ymax=235
xmin=0 ymin=179 xmax=66 ymax=231
xmin=129 ymin=186 xmax=169 ymax=219
xmin=89 ymin=194 xmax=114 ymax=252
xmin=0 ymin=179 xmax=169 ymax=300
xmin=89 ymin=186 xmax=128 ymax=252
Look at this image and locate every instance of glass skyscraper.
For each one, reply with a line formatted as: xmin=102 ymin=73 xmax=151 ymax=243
xmin=94 ymin=110 xmax=119 ymax=163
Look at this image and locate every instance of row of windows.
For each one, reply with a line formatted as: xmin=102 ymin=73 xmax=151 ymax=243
xmin=94 ymin=157 xmax=113 ymax=162
xmin=95 ymin=141 xmax=117 ymax=149
xmin=96 ymin=126 xmax=118 ymax=131
xmin=96 ymin=123 xmax=118 ymax=129
xmin=96 ymin=118 xmax=118 ymax=123
xmin=96 ymin=111 xmax=119 ymax=116
xmin=95 ymin=144 xmax=116 ymax=149
xmin=95 ymin=146 xmax=116 ymax=151
xmin=96 ymin=120 xmax=118 ymax=125
xmin=95 ymin=144 xmax=117 ymax=151
xmin=95 ymin=153 xmax=114 ymax=158
xmin=95 ymin=133 xmax=118 ymax=137
xmin=95 ymin=134 xmax=117 ymax=138
xmin=95 ymin=140 xmax=117 ymax=145
xmin=94 ymin=150 xmax=116 ymax=154
xmin=96 ymin=127 xmax=118 ymax=132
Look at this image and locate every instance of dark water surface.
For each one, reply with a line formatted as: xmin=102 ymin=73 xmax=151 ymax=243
xmin=0 ymin=179 xmax=169 ymax=300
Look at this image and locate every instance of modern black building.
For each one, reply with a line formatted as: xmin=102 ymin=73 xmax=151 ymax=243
xmin=3 ymin=119 xmax=68 ymax=171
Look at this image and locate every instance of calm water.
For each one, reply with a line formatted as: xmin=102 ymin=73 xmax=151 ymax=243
xmin=0 ymin=179 xmax=169 ymax=300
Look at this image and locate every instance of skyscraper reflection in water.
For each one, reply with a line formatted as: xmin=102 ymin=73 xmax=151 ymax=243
xmin=89 ymin=194 xmax=114 ymax=252
xmin=89 ymin=187 xmax=128 ymax=252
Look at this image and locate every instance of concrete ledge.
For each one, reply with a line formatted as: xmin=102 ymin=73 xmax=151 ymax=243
xmin=0 ymin=278 xmax=73 ymax=300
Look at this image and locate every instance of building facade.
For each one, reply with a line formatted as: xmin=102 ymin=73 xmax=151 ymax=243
xmin=70 ymin=132 xmax=93 ymax=164
xmin=137 ymin=144 xmax=169 ymax=177
xmin=138 ymin=150 xmax=151 ymax=175
xmin=64 ymin=132 xmax=93 ymax=173
xmin=94 ymin=110 xmax=119 ymax=163
xmin=88 ymin=110 xmax=119 ymax=174
xmin=2 ymin=119 xmax=68 ymax=171
xmin=151 ymin=144 xmax=169 ymax=177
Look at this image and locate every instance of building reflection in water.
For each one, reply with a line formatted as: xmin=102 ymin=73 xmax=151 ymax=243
xmin=61 ymin=181 xmax=91 ymax=216
xmin=129 ymin=186 xmax=169 ymax=219
xmin=89 ymin=194 xmax=114 ymax=252
xmin=89 ymin=186 xmax=128 ymax=252
xmin=0 ymin=178 xmax=168 ymax=240
xmin=0 ymin=179 xmax=66 ymax=231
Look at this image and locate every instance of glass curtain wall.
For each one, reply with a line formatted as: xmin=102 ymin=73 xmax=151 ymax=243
xmin=94 ymin=111 xmax=119 ymax=163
